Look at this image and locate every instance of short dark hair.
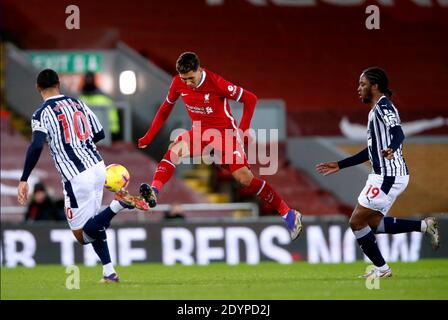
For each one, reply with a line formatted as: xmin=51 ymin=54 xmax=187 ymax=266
xmin=33 ymin=182 xmax=46 ymax=193
xmin=176 ymin=52 xmax=200 ymax=74
xmin=37 ymin=69 xmax=60 ymax=90
xmin=362 ymin=67 xmax=392 ymax=97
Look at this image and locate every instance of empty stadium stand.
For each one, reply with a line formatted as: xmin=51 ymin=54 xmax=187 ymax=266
xmin=2 ymin=0 xmax=447 ymax=135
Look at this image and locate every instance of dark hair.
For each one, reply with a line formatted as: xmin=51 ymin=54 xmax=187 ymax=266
xmin=362 ymin=67 xmax=392 ymax=97
xmin=33 ymin=182 xmax=46 ymax=193
xmin=37 ymin=69 xmax=60 ymax=90
xmin=82 ymin=71 xmax=98 ymax=93
xmin=176 ymin=52 xmax=200 ymax=74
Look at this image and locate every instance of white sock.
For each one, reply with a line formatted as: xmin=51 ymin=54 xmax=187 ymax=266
xmin=103 ymin=262 xmax=116 ymax=277
xmin=282 ymin=213 xmax=288 ymax=219
xmin=421 ymin=220 xmax=427 ymax=233
xmin=110 ymin=200 xmax=125 ymax=213
xmin=378 ymin=263 xmax=390 ymax=272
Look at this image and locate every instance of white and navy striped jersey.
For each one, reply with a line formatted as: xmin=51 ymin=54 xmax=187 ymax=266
xmin=31 ymin=94 xmax=103 ymax=182
xmin=367 ymin=95 xmax=409 ymax=176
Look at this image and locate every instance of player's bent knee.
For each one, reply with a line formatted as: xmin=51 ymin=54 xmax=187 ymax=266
xmin=169 ymin=140 xmax=189 ymax=158
xmin=349 ymin=216 xmax=364 ymax=230
xmin=72 ymin=229 xmax=87 ymax=245
xmin=368 ymin=215 xmax=383 ymax=229
xmin=75 ymin=238 xmax=86 ymax=245
xmin=168 ymin=141 xmax=179 ymax=151
xmin=243 ymin=177 xmax=253 ymax=187
xmin=348 ymin=220 xmax=356 ymax=230
xmin=237 ymin=173 xmax=253 ymax=187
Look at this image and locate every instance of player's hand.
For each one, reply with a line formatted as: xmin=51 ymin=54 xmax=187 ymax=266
xmin=17 ymin=181 xmax=29 ymax=205
xmin=315 ymin=162 xmax=340 ymax=176
xmin=138 ymin=137 xmax=149 ymax=149
xmin=381 ymin=148 xmax=394 ymax=160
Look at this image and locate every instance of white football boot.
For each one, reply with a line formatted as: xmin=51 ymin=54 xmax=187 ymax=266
xmin=424 ymin=217 xmax=440 ymax=250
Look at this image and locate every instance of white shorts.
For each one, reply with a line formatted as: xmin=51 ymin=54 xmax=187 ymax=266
xmin=62 ymin=161 xmax=106 ymax=230
xmin=357 ymin=174 xmax=409 ymax=215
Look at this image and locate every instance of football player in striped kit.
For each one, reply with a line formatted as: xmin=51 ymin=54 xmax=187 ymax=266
xmin=316 ymin=67 xmax=440 ymax=278
xmin=17 ymin=69 xmax=148 ymax=282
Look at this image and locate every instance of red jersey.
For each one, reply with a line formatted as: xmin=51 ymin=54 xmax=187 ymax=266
xmin=165 ymin=68 xmax=244 ymax=130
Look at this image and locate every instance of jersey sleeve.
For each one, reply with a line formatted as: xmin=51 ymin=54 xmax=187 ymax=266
xmin=166 ymin=77 xmax=180 ymax=105
xmin=376 ymin=103 xmax=401 ymax=128
xmin=82 ymin=102 xmax=104 ymax=134
xmin=214 ymin=75 xmax=244 ymax=102
xmin=31 ymin=108 xmax=49 ymax=134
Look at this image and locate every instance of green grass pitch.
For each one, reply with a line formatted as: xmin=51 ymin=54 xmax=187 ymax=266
xmin=2 ymin=259 xmax=447 ymax=300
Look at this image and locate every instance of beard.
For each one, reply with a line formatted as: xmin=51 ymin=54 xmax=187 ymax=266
xmin=361 ymin=97 xmax=371 ymax=104
xmin=361 ymin=89 xmax=373 ymax=104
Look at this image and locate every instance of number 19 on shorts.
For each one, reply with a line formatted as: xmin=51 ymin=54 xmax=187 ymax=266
xmin=365 ymin=184 xmax=380 ymax=199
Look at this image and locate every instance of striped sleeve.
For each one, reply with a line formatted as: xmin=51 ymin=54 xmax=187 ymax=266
xmin=31 ymin=107 xmax=49 ymax=134
xmin=82 ymin=102 xmax=103 ymax=134
xmin=376 ymin=104 xmax=400 ymax=128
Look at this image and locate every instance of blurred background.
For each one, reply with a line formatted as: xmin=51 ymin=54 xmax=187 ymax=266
xmin=1 ymin=0 xmax=447 ymax=266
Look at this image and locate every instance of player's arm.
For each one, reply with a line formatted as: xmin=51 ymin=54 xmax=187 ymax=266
xmin=238 ymin=89 xmax=257 ymax=133
xmin=388 ymin=126 xmax=405 ymax=151
xmin=382 ymin=126 xmax=404 ymax=160
xmin=82 ymin=102 xmax=105 ymax=143
xmin=138 ymin=80 xmax=179 ymax=148
xmin=92 ymin=130 xmax=105 ymax=143
xmin=18 ymin=131 xmax=47 ymax=205
xmin=316 ymin=148 xmax=369 ymax=176
xmin=138 ymin=100 xmax=175 ymax=148
xmin=377 ymin=105 xmax=405 ymax=160
xmin=215 ymin=75 xmax=257 ymax=141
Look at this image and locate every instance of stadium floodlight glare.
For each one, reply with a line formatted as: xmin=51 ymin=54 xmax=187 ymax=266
xmin=119 ymin=70 xmax=137 ymax=95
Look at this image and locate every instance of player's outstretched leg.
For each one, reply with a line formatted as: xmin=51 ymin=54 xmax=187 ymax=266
xmin=140 ymin=183 xmax=158 ymax=208
xmin=115 ymin=189 xmax=150 ymax=211
xmin=233 ymin=168 xmax=303 ymax=241
xmin=247 ymin=177 xmax=302 ymax=241
xmin=373 ymin=216 xmax=440 ymax=250
xmin=140 ymin=149 xmax=180 ymax=207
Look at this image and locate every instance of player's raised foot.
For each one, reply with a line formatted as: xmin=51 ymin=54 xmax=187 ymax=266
xmin=115 ymin=190 xmax=150 ymax=211
xmin=360 ymin=266 xmax=392 ymax=279
xmin=284 ymin=209 xmax=303 ymax=241
xmin=140 ymin=183 xmax=157 ymax=208
xmin=424 ymin=217 xmax=440 ymax=250
xmin=101 ymin=273 xmax=120 ymax=283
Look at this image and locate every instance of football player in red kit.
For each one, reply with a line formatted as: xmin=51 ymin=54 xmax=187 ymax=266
xmin=138 ymin=52 xmax=302 ymax=240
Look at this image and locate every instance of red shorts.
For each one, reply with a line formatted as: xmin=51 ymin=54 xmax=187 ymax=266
xmin=175 ymin=127 xmax=249 ymax=173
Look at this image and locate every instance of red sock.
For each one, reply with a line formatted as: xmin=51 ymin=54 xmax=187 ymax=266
xmin=151 ymin=150 xmax=179 ymax=192
xmin=247 ymin=177 xmax=290 ymax=215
